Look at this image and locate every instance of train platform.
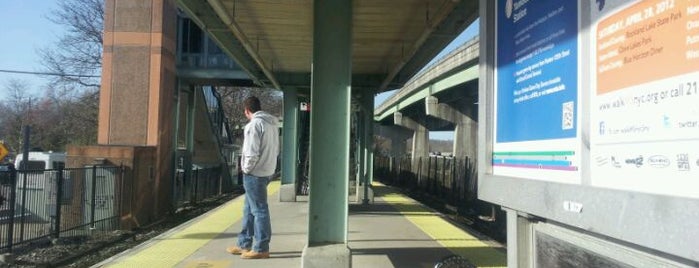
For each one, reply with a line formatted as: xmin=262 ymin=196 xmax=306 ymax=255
xmin=91 ymin=180 xmax=506 ymax=268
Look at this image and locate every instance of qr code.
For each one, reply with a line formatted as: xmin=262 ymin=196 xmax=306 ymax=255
xmin=562 ymin=101 xmax=574 ymax=130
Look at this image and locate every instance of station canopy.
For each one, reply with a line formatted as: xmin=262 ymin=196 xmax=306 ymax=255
xmin=177 ymin=0 xmax=478 ymax=92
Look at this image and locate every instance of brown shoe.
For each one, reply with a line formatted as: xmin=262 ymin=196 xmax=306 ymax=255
xmin=241 ymin=251 xmax=270 ymax=259
xmin=226 ymin=246 xmax=250 ymax=255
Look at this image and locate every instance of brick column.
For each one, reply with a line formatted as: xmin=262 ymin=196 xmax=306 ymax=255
xmin=83 ymin=0 xmax=178 ymax=226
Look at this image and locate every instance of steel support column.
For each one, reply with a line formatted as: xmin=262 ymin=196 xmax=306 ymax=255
xmin=181 ymin=86 xmax=196 ymax=190
xmin=356 ymin=109 xmax=366 ymax=197
xmin=302 ymin=0 xmax=352 ymax=267
xmin=280 ymin=88 xmax=299 ymax=202
xmin=186 ymin=87 xmax=196 ymax=159
xmin=359 ymin=94 xmax=374 ymax=204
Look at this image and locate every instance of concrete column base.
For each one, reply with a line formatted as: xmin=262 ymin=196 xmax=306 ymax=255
xmin=279 ymin=184 xmax=297 ymax=202
xmin=302 ymin=244 xmax=351 ymax=268
xmin=356 ymin=184 xmax=374 ymax=204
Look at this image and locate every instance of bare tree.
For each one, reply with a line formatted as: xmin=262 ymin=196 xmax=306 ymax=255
xmin=218 ymin=87 xmax=283 ymax=130
xmin=3 ymin=0 xmax=106 ymax=151
xmin=0 ymin=80 xmax=37 ymax=153
xmin=39 ymin=0 xmax=104 ymax=90
xmin=0 ymin=80 xmax=98 ymax=153
xmin=56 ymin=89 xmax=99 ymax=146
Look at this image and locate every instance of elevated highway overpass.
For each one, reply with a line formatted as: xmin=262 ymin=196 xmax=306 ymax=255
xmin=374 ymin=37 xmax=480 ymax=168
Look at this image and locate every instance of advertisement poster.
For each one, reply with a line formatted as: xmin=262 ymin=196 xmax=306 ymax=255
xmin=493 ymin=0 xmax=581 ymax=182
xmin=591 ymin=0 xmax=699 ymax=198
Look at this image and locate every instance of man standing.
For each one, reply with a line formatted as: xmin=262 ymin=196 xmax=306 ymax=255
xmin=227 ymin=96 xmax=279 ymax=259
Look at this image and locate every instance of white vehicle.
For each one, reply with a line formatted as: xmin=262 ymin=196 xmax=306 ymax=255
xmin=14 ymin=151 xmax=66 ymax=171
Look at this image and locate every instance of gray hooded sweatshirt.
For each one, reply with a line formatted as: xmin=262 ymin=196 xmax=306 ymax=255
xmin=242 ymin=111 xmax=280 ymax=177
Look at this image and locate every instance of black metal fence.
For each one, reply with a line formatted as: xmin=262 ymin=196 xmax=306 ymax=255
xmin=375 ymin=156 xmax=477 ymax=208
xmin=173 ymin=165 xmax=234 ymax=207
xmin=0 ymin=166 xmax=124 ymax=252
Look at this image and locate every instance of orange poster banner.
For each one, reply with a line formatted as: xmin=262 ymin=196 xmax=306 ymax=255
xmin=596 ymin=0 xmax=699 ymax=94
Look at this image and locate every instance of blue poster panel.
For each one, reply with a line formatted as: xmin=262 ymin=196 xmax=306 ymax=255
xmin=496 ymin=0 xmax=579 ymax=143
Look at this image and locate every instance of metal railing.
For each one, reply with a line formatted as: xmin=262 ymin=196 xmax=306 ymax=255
xmin=173 ymin=165 xmax=232 ymax=207
xmin=0 ymin=166 xmax=124 ymax=252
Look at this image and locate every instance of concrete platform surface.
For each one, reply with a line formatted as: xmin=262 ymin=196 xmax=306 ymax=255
xmin=92 ymin=180 xmax=506 ymax=268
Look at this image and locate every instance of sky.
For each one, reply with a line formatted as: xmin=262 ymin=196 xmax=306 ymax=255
xmin=0 ymin=1 xmax=65 ymax=94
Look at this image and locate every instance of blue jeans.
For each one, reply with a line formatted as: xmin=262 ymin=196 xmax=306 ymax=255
xmin=237 ymin=174 xmax=271 ymax=252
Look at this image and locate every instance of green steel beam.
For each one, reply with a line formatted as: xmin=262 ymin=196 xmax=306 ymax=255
xmin=186 ymin=87 xmax=196 ymax=153
xmin=307 ymin=0 xmax=351 ymax=245
xmin=281 ymin=89 xmax=299 ymax=186
xmin=172 ymin=82 xmax=183 ymax=206
xmin=356 ymin=109 xmax=365 ymax=189
xmin=182 ymin=86 xmax=196 ymax=187
xmin=433 ymin=65 xmax=479 ymax=94
xmin=362 ymin=94 xmax=374 ymax=204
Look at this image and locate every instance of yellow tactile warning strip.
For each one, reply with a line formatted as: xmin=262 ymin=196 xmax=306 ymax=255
xmin=375 ymin=182 xmax=507 ymax=268
xmin=105 ymin=181 xmax=281 ymax=267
